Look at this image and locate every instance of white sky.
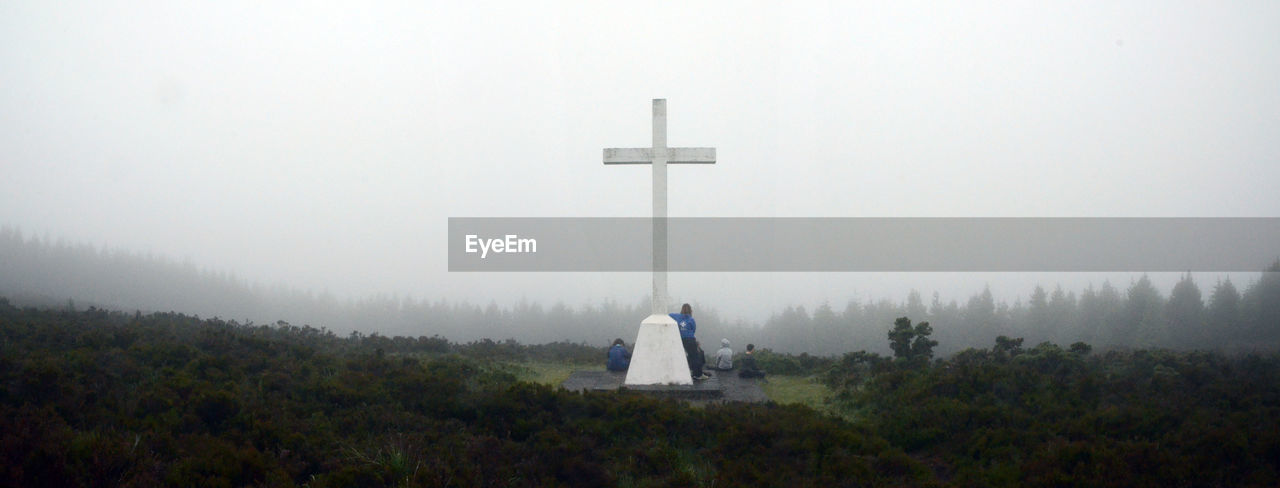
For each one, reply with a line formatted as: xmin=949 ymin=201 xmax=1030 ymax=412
xmin=3 ymin=1 xmax=1278 ymax=321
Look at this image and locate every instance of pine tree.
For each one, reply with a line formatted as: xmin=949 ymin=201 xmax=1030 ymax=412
xmin=1166 ymin=273 xmax=1205 ymax=349
xmin=1208 ymin=278 xmax=1241 ymax=347
xmin=888 ymin=317 xmax=915 ymax=359
xmin=1125 ymin=275 xmax=1166 ymax=348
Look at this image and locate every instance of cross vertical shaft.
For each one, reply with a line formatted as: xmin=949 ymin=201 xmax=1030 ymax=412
xmin=603 ymin=98 xmax=716 ymax=386
xmin=651 ymin=100 xmax=668 ymax=315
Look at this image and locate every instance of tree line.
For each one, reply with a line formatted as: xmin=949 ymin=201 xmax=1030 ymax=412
xmin=3 ymin=227 xmax=1278 ymax=355
xmin=752 ymin=268 xmax=1280 ymax=356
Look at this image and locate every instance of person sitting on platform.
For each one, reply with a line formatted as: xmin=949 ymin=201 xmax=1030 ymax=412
xmin=689 ymin=340 xmax=711 ymax=380
xmin=606 ymin=338 xmax=631 ymax=372
xmin=738 ymin=343 xmax=766 ymax=379
xmin=710 ymin=338 xmax=734 ymax=371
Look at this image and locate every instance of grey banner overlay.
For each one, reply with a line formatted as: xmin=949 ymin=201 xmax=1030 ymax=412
xmin=448 ymin=218 xmax=1280 ymax=272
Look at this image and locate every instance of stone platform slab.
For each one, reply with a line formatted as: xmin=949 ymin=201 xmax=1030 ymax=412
xmin=562 ymin=370 xmax=769 ymax=403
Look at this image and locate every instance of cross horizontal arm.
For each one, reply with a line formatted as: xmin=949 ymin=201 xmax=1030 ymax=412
xmin=603 ymin=147 xmax=717 ymax=164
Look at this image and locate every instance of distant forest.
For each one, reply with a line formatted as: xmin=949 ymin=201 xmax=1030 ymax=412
xmin=3 ymin=227 xmax=1278 ymax=355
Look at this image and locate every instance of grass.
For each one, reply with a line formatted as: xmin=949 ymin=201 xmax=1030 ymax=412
xmin=506 ymin=360 xmax=587 ymax=386
xmin=760 ymin=374 xmax=853 ymax=420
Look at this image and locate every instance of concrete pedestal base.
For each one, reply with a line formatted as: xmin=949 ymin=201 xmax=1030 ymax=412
xmin=623 ymin=314 xmax=692 ymax=386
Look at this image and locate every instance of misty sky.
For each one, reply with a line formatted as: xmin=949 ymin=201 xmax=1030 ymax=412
xmin=3 ymin=2 xmax=1278 ymax=322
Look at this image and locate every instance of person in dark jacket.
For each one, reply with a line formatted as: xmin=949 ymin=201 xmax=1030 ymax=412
xmin=738 ymin=343 xmax=766 ymax=379
xmin=607 ymin=338 xmax=631 ymax=371
xmin=690 ymin=340 xmax=710 ymax=380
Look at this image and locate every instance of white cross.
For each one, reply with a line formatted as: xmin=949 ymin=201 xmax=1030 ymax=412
xmin=604 ymin=99 xmax=716 ymax=315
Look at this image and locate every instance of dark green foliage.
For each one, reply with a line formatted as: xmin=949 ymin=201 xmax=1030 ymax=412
xmin=910 ymin=322 xmax=939 ymax=359
xmin=823 ymin=350 xmax=891 ymax=394
xmin=752 ymin=348 xmax=835 ymax=375
xmin=994 ymin=335 xmax=1024 ymax=359
xmin=0 ymin=300 xmax=931 ymax=487
xmin=1068 ymin=342 xmax=1092 ymax=355
xmin=454 ymin=337 xmax=604 ymax=364
xmin=889 ymin=317 xmax=915 ymax=358
xmin=888 ymin=317 xmax=937 ymax=362
xmin=6 ymin=300 xmax=1280 ymax=487
xmin=831 ymin=336 xmax=1280 ymax=486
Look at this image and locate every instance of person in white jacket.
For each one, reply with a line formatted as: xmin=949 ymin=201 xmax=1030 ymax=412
xmin=712 ymin=338 xmax=734 ymax=371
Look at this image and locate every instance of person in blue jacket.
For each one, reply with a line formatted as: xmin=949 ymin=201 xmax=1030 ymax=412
xmin=606 ymin=338 xmax=631 ymax=371
xmin=670 ymin=303 xmax=709 ymax=379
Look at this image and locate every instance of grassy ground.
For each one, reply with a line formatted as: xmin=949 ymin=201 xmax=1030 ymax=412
xmin=759 ymin=375 xmax=827 ymax=405
xmin=507 ymin=360 xmax=590 ymax=386
xmin=760 ymin=374 xmax=852 ymax=420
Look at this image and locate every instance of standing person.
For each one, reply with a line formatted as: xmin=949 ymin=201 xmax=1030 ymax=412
xmin=712 ymin=338 xmax=734 ymax=371
xmin=670 ymin=303 xmax=708 ymax=379
xmin=738 ymin=343 xmax=766 ymax=379
xmin=606 ymin=338 xmax=631 ymax=371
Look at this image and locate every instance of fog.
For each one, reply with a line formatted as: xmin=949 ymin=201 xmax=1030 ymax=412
xmin=2 ymin=2 xmax=1278 ymax=336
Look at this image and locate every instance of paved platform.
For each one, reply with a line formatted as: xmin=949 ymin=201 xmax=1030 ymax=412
xmin=561 ymin=370 xmax=769 ymax=403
